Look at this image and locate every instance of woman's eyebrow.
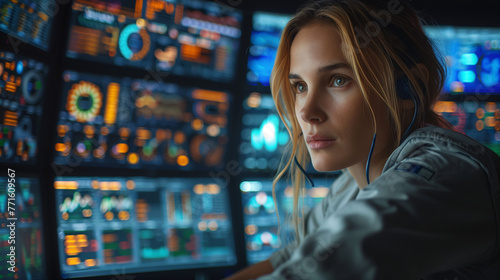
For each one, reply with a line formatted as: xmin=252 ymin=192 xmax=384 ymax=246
xmin=289 ymin=63 xmax=352 ymax=79
xmin=318 ymin=63 xmax=352 ymax=73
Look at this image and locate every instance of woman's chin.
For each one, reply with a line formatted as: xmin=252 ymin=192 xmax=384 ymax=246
xmin=311 ymin=162 xmax=340 ymax=173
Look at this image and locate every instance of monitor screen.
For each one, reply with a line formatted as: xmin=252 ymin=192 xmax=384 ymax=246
xmin=1 ymin=175 xmax=46 ymax=280
xmin=54 ymin=70 xmax=230 ymax=171
xmin=425 ymin=26 xmax=500 ymax=94
xmin=53 ymin=176 xmax=237 ymax=278
xmin=247 ymin=12 xmax=291 ymax=86
xmin=240 ymin=177 xmax=335 ymax=264
xmin=433 ymin=101 xmax=500 ymax=155
xmin=0 ymin=0 xmax=55 ymax=51
xmin=0 ymin=51 xmax=48 ymax=164
xmin=66 ymin=0 xmax=242 ymax=83
xmin=239 ymin=92 xmax=290 ymax=172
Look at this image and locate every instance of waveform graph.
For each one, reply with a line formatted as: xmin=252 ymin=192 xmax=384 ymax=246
xmin=102 ymin=229 xmax=133 ymax=264
xmin=57 ymin=189 xmax=94 ymax=222
xmin=139 ymin=228 xmax=168 ymax=262
xmin=240 ymin=92 xmax=290 ymax=171
xmin=99 ymin=192 xmax=133 ymax=222
xmin=62 ymin=230 xmax=98 ymax=269
xmin=167 ymin=227 xmax=197 ymax=258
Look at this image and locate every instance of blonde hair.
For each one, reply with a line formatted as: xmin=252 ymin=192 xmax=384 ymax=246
xmin=271 ymin=0 xmax=452 ymax=241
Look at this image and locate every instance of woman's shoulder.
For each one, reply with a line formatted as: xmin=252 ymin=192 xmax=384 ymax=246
xmin=382 ymin=125 xmax=500 ymax=198
xmin=386 ymin=125 xmax=499 ymax=177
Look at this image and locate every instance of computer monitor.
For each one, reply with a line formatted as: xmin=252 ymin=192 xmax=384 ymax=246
xmin=434 ymin=101 xmax=500 ymax=155
xmin=240 ymin=177 xmax=335 ymax=264
xmin=0 ymin=51 xmax=48 ymax=164
xmin=53 ymin=176 xmax=237 ymax=278
xmin=66 ymin=0 xmax=242 ymax=83
xmin=425 ymin=26 xmax=500 ymax=94
xmin=247 ymin=12 xmax=291 ymax=86
xmin=54 ymin=70 xmax=231 ymax=171
xmin=0 ymin=175 xmax=46 ymax=280
xmin=0 ymin=0 xmax=55 ymax=51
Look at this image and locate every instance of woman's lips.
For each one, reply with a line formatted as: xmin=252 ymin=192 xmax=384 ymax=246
xmin=307 ymin=139 xmax=335 ymax=149
xmin=306 ymin=135 xmax=336 ymax=149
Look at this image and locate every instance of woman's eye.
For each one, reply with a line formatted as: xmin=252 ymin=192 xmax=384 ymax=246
xmin=291 ymin=82 xmax=307 ymax=93
xmin=297 ymin=83 xmax=306 ymax=92
xmin=331 ymin=75 xmax=350 ymax=87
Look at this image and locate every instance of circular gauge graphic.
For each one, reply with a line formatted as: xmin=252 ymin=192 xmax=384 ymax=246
xmin=189 ymin=134 xmax=225 ymax=167
xmin=14 ymin=116 xmax=33 ymax=139
xmin=22 ymin=70 xmax=44 ymax=104
xmin=119 ymin=24 xmax=151 ymax=61
xmin=67 ymin=81 xmax=103 ymax=123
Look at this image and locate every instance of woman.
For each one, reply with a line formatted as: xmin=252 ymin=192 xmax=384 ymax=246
xmin=226 ymin=0 xmax=500 ymax=279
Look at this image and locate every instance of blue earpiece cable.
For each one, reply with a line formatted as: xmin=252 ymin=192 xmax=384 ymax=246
xmin=294 ymin=156 xmax=315 ymax=187
xmin=294 ymin=133 xmax=315 ymax=187
xmin=365 ymin=96 xmax=418 ymax=185
xmin=365 ymin=134 xmax=377 ymax=185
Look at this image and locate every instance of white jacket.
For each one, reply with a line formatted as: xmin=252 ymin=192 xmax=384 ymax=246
xmin=259 ymin=126 xmax=500 ymax=280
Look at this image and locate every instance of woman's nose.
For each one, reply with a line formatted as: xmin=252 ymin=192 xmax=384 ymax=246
xmin=299 ymin=90 xmax=326 ymax=124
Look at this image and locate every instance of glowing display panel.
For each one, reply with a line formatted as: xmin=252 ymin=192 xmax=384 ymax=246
xmin=425 ymin=26 xmax=500 ymax=94
xmin=0 ymin=177 xmax=45 ymax=280
xmin=54 ymin=71 xmax=230 ymax=171
xmin=0 ymin=0 xmax=54 ymax=50
xmin=54 ymin=177 xmax=236 ymax=278
xmin=66 ymin=0 xmax=242 ymax=82
xmin=0 ymin=51 xmax=47 ymax=164
xmin=240 ymin=177 xmax=335 ymax=264
xmin=434 ymin=101 xmax=500 ymax=155
xmin=247 ymin=12 xmax=291 ymax=86
xmin=239 ymin=92 xmax=290 ymax=171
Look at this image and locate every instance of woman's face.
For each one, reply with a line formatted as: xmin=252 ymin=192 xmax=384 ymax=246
xmin=290 ymin=22 xmax=390 ymax=172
